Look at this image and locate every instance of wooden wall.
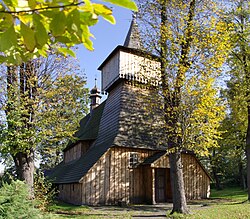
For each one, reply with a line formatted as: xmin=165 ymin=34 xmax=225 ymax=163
xmin=64 ymin=141 xmax=92 ymax=163
xmin=182 ymin=154 xmax=210 ymax=199
xmin=101 ymin=51 xmax=119 ymax=91
xmin=142 ymin=155 xmax=210 ymax=204
xmin=119 ymin=50 xmax=161 ymax=84
xmin=100 ymin=48 xmax=161 ymax=91
xmin=80 ymin=147 xmax=156 ymax=205
xmin=151 ymin=153 xmax=210 ymax=200
xmin=59 ymin=148 xmax=210 ymax=205
xmin=152 ymin=155 xmax=170 ymax=168
xmin=58 ymin=183 xmax=82 ymax=205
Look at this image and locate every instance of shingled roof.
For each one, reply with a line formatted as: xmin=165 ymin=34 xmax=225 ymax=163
xmin=63 ymin=101 xmax=106 ymax=152
xmin=49 ymin=100 xmax=113 ymax=183
xmin=48 ymin=140 xmax=112 ymax=183
xmin=124 ymin=13 xmax=144 ymax=50
xmin=141 ymin=151 xmax=167 ymax=165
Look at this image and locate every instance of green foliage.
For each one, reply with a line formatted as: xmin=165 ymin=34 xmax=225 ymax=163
xmin=0 ymin=54 xmax=89 ymax=174
xmin=211 ymin=0 xmax=250 ymax=189
xmin=225 ymin=0 xmax=249 ymax=129
xmin=33 ymin=171 xmax=57 ymax=211
xmin=38 ymin=72 xmax=90 ymax=169
xmin=0 ymin=180 xmax=44 ymax=219
xmin=0 ymin=0 xmax=137 ymax=64
xmin=181 ymin=77 xmax=225 ymax=156
xmin=0 ymin=166 xmax=16 ymax=187
xmin=138 ymin=0 xmax=231 ymax=156
xmin=205 ymin=83 xmax=247 ymax=187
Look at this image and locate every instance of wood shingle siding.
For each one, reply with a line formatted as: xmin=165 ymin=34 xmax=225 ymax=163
xmin=114 ymin=82 xmax=165 ymax=150
xmin=94 ymin=82 xmax=122 ymax=147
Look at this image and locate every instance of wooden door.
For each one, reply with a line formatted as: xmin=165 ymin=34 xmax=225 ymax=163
xmin=155 ymin=168 xmax=166 ymax=203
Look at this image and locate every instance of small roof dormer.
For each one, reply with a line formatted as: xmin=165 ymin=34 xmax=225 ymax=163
xmin=98 ymin=14 xmax=160 ymax=93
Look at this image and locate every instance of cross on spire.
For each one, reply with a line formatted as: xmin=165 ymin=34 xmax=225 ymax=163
xmin=94 ymin=77 xmax=97 ymax=87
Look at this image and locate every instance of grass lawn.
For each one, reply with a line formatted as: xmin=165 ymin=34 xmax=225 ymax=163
xmin=48 ymin=202 xmax=96 ymax=218
xmin=169 ymin=187 xmax=250 ymax=219
xmin=48 ymin=187 xmax=250 ymax=219
xmin=48 ymin=201 xmax=131 ymax=218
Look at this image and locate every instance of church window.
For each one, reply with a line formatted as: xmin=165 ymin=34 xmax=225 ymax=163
xmin=129 ymin=152 xmax=139 ymax=167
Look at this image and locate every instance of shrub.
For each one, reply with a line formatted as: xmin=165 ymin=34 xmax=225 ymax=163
xmin=34 ymin=171 xmax=57 ymax=211
xmin=0 ymin=180 xmax=44 ymax=219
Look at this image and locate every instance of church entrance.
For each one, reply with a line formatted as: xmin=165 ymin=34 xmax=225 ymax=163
xmin=155 ymin=168 xmax=172 ymax=203
xmin=155 ymin=168 xmax=166 ymax=202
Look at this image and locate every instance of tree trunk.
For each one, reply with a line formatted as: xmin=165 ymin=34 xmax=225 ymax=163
xmin=238 ymin=158 xmax=246 ymax=190
xmin=211 ymin=165 xmax=222 ymax=190
xmin=246 ymin=104 xmax=250 ymax=200
xmin=238 ymin=2 xmax=250 ymax=199
xmin=169 ymin=151 xmax=189 ymax=214
xmin=12 ymin=150 xmax=35 ymax=189
xmin=158 ymin=0 xmax=195 ymax=214
xmin=159 ymin=1 xmax=189 ymax=214
xmin=210 ymin=150 xmax=222 ymax=190
xmin=7 ymin=62 xmax=37 ymax=190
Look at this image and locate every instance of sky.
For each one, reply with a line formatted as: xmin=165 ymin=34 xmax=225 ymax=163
xmin=0 ymin=4 xmax=133 ymax=173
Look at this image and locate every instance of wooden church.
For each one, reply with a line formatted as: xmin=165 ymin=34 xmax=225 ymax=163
xmin=49 ymin=16 xmax=211 ymax=205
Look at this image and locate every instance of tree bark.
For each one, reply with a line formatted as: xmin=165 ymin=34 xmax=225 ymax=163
xmin=211 ymin=165 xmax=222 ymax=190
xmin=12 ymin=150 xmax=35 ymax=188
xmin=238 ymin=158 xmax=246 ymax=190
xmin=169 ymin=151 xmax=188 ymax=214
xmin=6 ymin=63 xmax=37 ymax=189
xmin=237 ymin=1 xmax=250 ymax=199
xmin=246 ymin=104 xmax=250 ymax=199
xmin=159 ymin=0 xmax=195 ymax=214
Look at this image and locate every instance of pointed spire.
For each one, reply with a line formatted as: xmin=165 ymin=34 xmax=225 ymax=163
xmin=123 ymin=12 xmax=144 ymax=50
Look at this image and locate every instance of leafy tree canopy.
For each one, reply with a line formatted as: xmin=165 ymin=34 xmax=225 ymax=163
xmin=0 ymin=0 xmax=137 ymax=65
xmin=0 ymin=53 xmax=90 ymax=185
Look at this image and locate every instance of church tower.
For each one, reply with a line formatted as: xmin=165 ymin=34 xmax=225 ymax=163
xmin=98 ymin=15 xmax=160 ymax=93
xmin=96 ymin=15 xmax=163 ymax=150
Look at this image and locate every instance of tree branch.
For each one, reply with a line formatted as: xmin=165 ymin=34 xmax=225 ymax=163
xmin=0 ymin=1 xmax=85 ymax=15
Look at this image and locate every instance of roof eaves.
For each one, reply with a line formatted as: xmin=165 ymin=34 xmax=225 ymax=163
xmin=140 ymin=151 xmax=167 ymax=166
